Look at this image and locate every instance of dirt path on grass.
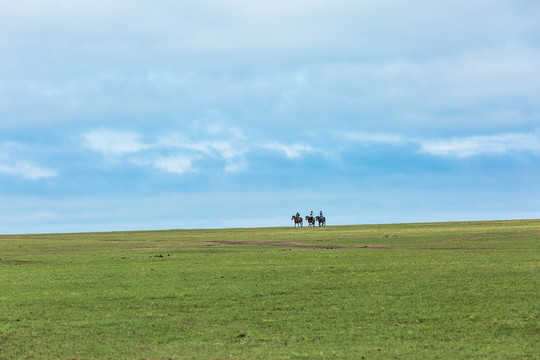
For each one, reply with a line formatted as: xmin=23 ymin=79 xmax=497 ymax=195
xmin=4 ymin=231 xmax=540 ymax=258
xmin=207 ymin=240 xmax=391 ymax=249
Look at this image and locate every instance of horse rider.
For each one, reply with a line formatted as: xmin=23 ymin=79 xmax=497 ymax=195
xmin=319 ymin=210 xmax=324 ymax=221
xmin=310 ymin=211 xmax=314 ymax=221
xmin=296 ymin=211 xmax=300 ymax=220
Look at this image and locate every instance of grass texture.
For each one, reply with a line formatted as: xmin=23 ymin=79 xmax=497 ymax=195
xmin=1 ymin=220 xmax=539 ymax=359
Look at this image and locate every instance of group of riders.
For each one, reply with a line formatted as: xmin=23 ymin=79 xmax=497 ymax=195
xmin=292 ymin=210 xmax=326 ymax=227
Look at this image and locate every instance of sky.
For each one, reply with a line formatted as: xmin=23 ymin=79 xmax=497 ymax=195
xmin=1 ymin=0 xmax=540 ymax=234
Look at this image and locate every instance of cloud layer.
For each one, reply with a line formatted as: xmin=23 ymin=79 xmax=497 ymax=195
xmin=1 ymin=1 xmax=539 ymax=233
xmin=0 ymin=143 xmax=57 ymax=180
xmin=78 ymin=127 xmax=540 ymax=177
xmin=419 ymin=133 xmax=540 ymax=158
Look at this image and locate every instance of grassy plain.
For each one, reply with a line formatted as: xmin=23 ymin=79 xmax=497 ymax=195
xmin=0 ymin=220 xmax=539 ymax=359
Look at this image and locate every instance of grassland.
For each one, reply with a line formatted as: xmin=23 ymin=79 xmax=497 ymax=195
xmin=0 ymin=220 xmax=539 ymax=359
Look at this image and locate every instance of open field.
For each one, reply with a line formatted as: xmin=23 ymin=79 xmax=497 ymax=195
xmin=1 ymin=219 xmax=539 ymax=359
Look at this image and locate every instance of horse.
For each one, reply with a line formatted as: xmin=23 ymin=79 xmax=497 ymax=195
xmin=316 ymin=216 xmax=326 ymax=227
xmin=291 ymin=215 xmax=303 ymax=227
xmin=305 ymin=216 xmax=315 ymax=227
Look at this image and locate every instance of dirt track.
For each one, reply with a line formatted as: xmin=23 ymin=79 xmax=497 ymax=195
xmin=3 ymin=230 xmax=540 ymax=258
xmin=6 ymin=237 xmax=539 ymax=258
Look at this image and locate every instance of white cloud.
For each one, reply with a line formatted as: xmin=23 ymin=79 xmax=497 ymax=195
xmin=262 ymin=142 xmax=314 ymax=159
xmin=0 ymin=142 xmax=57 ymax=180
xmin=419 ymin=133 xmax=540 ymax=157
xmin=339 ymin=131 xmax=406 ymax=145
xmin=148 ymin=141 xmax=247 ymax=174
xmin=153 ymin=155 xmax=195 ymax=175
xmin=83 ymin=129 xmax=149 ymax=155
xmin=166 ymin=139 xmax=244 ymax=160
xmin=339 ymin=129 xmax=540 ymax=158
xmin=206 ymin=141 xmax=245 ymax=160
xmin=84 ymin=126 xmax=251 ymax=174
xmin=188 ymin=140 xmax=248 ymax=173
xmin=157 ymin=126 xmax=249 ymax=173
xmin=0 ymin=161 xmax=57 ymax=180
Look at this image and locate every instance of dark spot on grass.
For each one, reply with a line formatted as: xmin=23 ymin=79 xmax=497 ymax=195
xmin=1 ymin=260 xmax=36 ymax=265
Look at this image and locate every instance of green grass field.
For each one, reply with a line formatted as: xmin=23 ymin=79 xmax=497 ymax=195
xmin=1 ymin=220 xmax=539 ymax=359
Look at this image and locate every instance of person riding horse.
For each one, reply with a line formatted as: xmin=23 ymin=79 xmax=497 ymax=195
xmin=316 ymin=211 xmax=326 ymax=226
xmin=292 ymin=212 xmax=303 ymax=227
xmin=305 ymin=213 xmax=315 ymax=226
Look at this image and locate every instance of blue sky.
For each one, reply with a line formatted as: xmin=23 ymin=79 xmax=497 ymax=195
xmin=1 ymin=0 xmax=539 ymax=234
